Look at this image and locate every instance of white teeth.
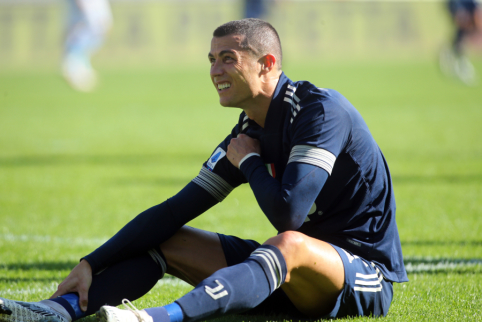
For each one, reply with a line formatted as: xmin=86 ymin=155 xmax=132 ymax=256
xmin=218 ymin=83 xmax=231 ymax=90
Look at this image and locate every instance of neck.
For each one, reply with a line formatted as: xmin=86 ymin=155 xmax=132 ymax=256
xmin=243 ymin=72 xmax=281 ymax=128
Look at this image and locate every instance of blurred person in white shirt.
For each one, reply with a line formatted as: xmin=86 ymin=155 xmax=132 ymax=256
xmin=62 ymin=0 xmax=113 ymax=92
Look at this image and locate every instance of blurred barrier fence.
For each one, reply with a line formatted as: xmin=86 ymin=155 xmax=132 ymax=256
xmin=0 ymin=0 xmax=459 ymax=70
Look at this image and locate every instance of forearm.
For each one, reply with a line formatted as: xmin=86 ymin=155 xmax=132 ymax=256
xmin=240 ymin=157 xmax=328 ymax=232
xmin=83 ymin=182 xmax=217 ymax=273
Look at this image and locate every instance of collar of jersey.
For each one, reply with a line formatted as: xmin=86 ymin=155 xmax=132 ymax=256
xmin=263 ymin=72 xmax=293 ymax=134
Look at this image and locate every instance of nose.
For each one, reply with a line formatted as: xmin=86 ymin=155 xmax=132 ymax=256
xmin=210 ymin=59 xmax=223 ymax=78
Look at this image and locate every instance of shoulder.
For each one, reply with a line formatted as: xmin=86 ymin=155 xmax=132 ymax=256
xmin=286 ymin=81 xmax=351 ymax=126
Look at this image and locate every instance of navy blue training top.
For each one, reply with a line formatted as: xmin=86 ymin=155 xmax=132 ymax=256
xmin=192 ymin=73 xmax=408 ymax=283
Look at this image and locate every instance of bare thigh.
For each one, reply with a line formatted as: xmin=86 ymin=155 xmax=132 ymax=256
xmin=264 ymin=231 xmax=345 ymax=317
xmin=160 ymin=226 xmax=227 ymax=286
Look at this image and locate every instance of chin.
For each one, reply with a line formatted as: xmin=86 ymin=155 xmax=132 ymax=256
xmin=219 ymin=99 xmax=236 ymax=108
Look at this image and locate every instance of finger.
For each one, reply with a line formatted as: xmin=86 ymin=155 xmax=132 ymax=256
xmin=237 ymin=134 xmax=250 ymax=143
xmin=50 ymin=289 xmax=63 ymax=299
xmin=50 ymin=282 xmax=69 ymax=299
xmin=227 ymin=140 xmax=240 ymax=152
xmin=230 ymin=138 xmax=239 ymax=147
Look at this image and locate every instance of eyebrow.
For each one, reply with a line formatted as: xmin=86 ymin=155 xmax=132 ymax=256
xmin=208 ymin=50 xmax=237 ymax=59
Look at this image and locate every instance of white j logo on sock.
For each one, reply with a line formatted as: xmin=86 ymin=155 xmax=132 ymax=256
xmin=204 ymin=280 xmax=228 ymax=300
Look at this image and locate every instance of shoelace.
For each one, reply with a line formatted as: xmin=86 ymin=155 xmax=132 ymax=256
xmin=121 ymin=299 xmax=145 ymax=322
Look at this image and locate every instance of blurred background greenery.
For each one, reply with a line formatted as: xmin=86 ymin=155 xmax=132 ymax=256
xmin=1 ymin=0 xmax=477 ymax=70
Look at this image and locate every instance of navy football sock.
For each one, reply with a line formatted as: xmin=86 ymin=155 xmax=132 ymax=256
xmin=50 ymin=249 xmax=166 ymax=320
xmin=174 ymin=245 xmax=287 ymax=322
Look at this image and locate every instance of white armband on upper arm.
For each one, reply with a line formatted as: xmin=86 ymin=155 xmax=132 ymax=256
xmin=288 ymin=145 xmax=336 ymax=175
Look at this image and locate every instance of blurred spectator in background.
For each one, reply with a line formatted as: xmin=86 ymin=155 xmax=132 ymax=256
xmin=62 ymin=0 xmax=113 ymax=92
xmin=244 ymin=0 xmax=268 ymax=19
xmin=439 ymin=0 xmax=482 ymax=85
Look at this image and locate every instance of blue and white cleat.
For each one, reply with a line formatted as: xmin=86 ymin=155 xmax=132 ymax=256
xmin=0 ymin=298 xmax=69 ymax=322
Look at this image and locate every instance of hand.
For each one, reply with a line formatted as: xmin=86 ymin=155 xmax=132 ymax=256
xmin=227 ymin=134 xmax=261 ymax=168
xmin=50 ymin=259 xmax=93 ymax=312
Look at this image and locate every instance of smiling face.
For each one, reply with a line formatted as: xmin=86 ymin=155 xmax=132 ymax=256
xmin=209 ymin=34 xmax=262 ymax=108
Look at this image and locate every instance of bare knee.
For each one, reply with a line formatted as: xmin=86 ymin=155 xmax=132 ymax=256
xmin=264 ymin=230 xmax=306 ymax=252
xmin=263 ymin=231 xmax=307 ymax=280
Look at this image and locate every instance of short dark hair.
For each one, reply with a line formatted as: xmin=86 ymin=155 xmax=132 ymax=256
xmin=213 ymin=18 xmax=283 ymax=69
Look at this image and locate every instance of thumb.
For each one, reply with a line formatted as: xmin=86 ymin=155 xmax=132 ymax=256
xmin=78 ymin=289 xmax=89 ymax=312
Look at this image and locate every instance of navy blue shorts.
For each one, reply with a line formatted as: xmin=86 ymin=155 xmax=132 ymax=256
xmin=218 ymin=233 xmax=394 ymax=319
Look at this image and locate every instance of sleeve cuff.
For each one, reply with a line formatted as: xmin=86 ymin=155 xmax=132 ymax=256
xmin=80 ymin=255 xmax=102 ymax=274
xmin=239 ymin=154 xmax=266 ymax=181
xmin=238 ymin=153 xmax=261 ymax=169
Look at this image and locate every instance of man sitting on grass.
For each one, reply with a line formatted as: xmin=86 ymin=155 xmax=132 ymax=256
xmin=0 ymin=18 xmax=408 ymax=322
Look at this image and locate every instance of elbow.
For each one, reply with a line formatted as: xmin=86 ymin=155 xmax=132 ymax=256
xmin=269 ymin=206 xmax=305 ymax=232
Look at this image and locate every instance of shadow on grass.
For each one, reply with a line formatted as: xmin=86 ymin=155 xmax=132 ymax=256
xmin=392 ymin=174 xmax=482 ymax=185
xmin=1 ymin=261 xmax=77 ymax=271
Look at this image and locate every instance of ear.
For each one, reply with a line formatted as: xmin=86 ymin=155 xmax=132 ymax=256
xmin=260 ymin=54 xmax=276 ymax=74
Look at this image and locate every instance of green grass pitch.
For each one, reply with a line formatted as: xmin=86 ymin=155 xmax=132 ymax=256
xmin=1 ymin=59 xmax=481 ymax=321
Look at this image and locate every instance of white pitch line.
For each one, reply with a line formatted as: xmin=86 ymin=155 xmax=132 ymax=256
xmin=404 ymin=259 xmax=482 ymax=273
xmin=0 ymin=285 xmax=58 ymax=297
xmin=0 ymin=233 xmax=108 ymax=248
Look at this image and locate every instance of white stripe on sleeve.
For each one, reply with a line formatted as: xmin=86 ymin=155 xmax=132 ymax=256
xmin=354 ymin=286 xmax=382 ymax=292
